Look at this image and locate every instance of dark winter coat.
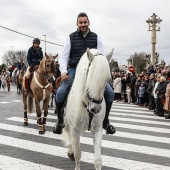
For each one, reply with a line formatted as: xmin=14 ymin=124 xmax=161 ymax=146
xmin=135 ymin=80 xmax=142 ymax=97
xmin=27 ymin=46 xmax=43 ymax=66
xmin=155 ymin=81 xmax=167 ymax=99
xmin=147 ymin=78 xmax=156 ymax=94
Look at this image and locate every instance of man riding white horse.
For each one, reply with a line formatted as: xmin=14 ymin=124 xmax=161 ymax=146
xmin=53 ymin=12 xmax=116 ymax=135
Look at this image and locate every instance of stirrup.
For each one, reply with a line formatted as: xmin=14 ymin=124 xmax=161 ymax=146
xmin=105 ymin=124 xmax=116 ymax=134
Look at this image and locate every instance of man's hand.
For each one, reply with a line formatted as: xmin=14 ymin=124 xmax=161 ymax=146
xmin=61 ymin=73 xmax=69 ymax=81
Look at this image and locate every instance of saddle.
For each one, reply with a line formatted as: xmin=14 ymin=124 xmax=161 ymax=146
xmin=28 ymin=65 xmax=39 ymax=93
xmin=52 ymin=76 xmax=62 ymax=92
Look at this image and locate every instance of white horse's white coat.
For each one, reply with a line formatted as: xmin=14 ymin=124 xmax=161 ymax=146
xmin=62 ymin=48 xmax=113 ymax=170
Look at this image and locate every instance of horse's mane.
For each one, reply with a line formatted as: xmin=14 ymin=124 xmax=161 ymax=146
xmin=66 ymin=49 xmax=110 ymax=118
xmin=85 ymin=54 xmax=111 ymax=99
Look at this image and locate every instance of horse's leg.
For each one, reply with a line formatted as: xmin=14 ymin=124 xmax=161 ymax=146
xmin=51 ymin=93 xmax=53 ymax=107
xmin=93 ymin=129 xmax=102 ymax=170
xmin=23 ymin=93 xmax=28 ymax=126
xmin=8 ymin=84 xmax=10 ymax=92
xmin=63 ymin=125 xmax=74 ymax=161
xmin=35 ymin=99 xmax=44 ymax=134
xmin=19 ymin=85 xmax=21 ymax=94
xmin=43 ymin=97 xmax=50 ymax=133
xmin=72 ymin=131 xmax=81 ymax=170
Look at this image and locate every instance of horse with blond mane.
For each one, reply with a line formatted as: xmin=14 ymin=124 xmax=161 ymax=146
xmin=17 ymin=68 xmax=25 ymax=94
xmin=22 ymin=53 xmax=55 ymax=134
xmin=62 ymin=48 xmax=113 ymax=170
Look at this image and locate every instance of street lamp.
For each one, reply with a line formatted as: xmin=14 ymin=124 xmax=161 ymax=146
xmin=146 ymin=13 xmax=162 ymax=69
xmin=43 ymin=35 xmax=46 ymax=53
xmin=11 ymin=46 xmax=13 ymax=51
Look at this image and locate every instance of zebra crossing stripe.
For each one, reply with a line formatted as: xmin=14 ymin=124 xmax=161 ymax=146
xmin=3 ymin=118 xmax=170 ymax=159
xmin=30 ymin=110 xmax=170 ymax=130
xmin=111 ymin=108 xmax=153 ymax=114
xmin=40 ymin=110 xmax=170 ymax=126
xmin=0 ymin=134 xmax=127 ymax=169
xmin=0 ymin=155 xmax=61 ymax=170
xmin=7 ymin=116 xmax=170 ymax=134
xmin=1 ymin=121 xmax=169 ymax=145
xmin=1 ymin=123 xmax=170 ymax=170
xmin=112 ymin=104 xmax=150 ymax=111
xmin=109 ymin=116 xmax=170 ymax=126
xmin=110 ymin=111 xmax=167 ymax=120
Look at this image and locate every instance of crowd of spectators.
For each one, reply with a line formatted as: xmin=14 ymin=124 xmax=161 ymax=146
xmin=111 ymin=66 xmax=170 ymax=119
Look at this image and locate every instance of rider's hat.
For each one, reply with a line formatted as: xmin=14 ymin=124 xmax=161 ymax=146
xmin=33 ymin=38 xmax=40 ymax=44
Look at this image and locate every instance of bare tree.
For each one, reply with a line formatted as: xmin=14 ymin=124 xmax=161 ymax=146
xmin=2 ymin=50 xmax=27 ymax=67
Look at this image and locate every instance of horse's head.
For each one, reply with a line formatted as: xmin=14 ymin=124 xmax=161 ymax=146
xmin=83 ymin=48 xmax=113 ymax=114
xmin=40 ymin=53 xmax=55 ymax=83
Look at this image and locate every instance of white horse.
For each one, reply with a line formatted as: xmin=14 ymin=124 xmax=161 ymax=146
xmin=62 ymin=48 xmax=113 ymax=170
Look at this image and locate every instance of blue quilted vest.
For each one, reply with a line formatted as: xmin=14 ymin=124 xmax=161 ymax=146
xmin=68 ymin=30 xmax=97 ymax=69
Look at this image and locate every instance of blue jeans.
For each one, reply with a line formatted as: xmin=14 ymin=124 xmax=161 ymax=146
xmin=56 ymin=68 xmax=114 ymax=103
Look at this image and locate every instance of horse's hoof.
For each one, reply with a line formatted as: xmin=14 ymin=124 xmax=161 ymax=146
xmin=39 ymin=131 xmax=45 ymax=135
xmin=23 ymin=122 xmax=28 ymax=126
xmin=67 ymin=152 xmax=75 ymax=161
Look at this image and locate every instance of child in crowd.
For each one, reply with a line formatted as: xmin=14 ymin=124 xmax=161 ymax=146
xmin=126 ymin=84 xmax=131 ymax=104
xmin=138 ymin=83 xmax=146 ymax=106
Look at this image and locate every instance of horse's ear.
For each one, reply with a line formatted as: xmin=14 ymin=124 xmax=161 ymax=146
xmin=106 ymin=48 xmax=114 ymax=62
xmin=45 ymin=53 xmax=49 ymax=59
xmin=87 ymin=48 xmax=94 ymax=63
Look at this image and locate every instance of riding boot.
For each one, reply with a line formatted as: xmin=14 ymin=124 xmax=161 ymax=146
xmin=103 ymin=101 xmax=116 ymax=134
xmin=24 ymin=78 xmax=29 ymax=95
xmin=53 ymin=102 xmax=64 ymax=134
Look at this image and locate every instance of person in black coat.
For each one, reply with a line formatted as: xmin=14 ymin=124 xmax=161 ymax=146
xmin=135 ymin=75 xmax=142 ymax=104
xmin=147 ymin=73 xmax=156 ymax=110
xmin=24 ymin=38 xmax=43 ymax=94
xmin=121 ymin=74 xmax=128 ymax=102
xmin=130 ymin=72 xmax=136 ymax=103
xmin=155 ymin=76 xmax=167 ymax=117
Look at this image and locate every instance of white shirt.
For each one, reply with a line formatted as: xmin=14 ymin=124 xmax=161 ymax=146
xmin=58 ymin=35 xmax=105 ymax=74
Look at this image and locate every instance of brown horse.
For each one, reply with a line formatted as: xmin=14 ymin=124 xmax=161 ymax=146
xmin=22 ymin=53 xmax=55 ymax=134
xmin=17 ymin=69 xmax=24 ymax=94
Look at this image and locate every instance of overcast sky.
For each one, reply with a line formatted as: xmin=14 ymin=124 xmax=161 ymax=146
xmin=0 ymin=0 xmax=170 ymax=66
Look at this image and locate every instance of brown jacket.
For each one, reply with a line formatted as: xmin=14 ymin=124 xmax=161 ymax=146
xmin=164 ymin=83 xmax=170 ymax=111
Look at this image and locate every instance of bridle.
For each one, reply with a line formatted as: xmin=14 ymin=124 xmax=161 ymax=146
xmin=36 ymin=58 xmax=55 ymax=81
xmin=82 ymin=52 xmax=104 ymax=130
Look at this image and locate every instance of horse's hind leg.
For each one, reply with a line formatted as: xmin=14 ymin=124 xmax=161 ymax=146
xmin=93 ymin=130 xmax=102 ymax=170
xmin=63 ymin=126 xmax=74 ymax=161
xmin=23 ymin=94 xmax=28 ymax=126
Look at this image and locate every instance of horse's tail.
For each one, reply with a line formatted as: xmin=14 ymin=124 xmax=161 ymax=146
xmin=27 ymin=95 xmax=34 ymax=113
